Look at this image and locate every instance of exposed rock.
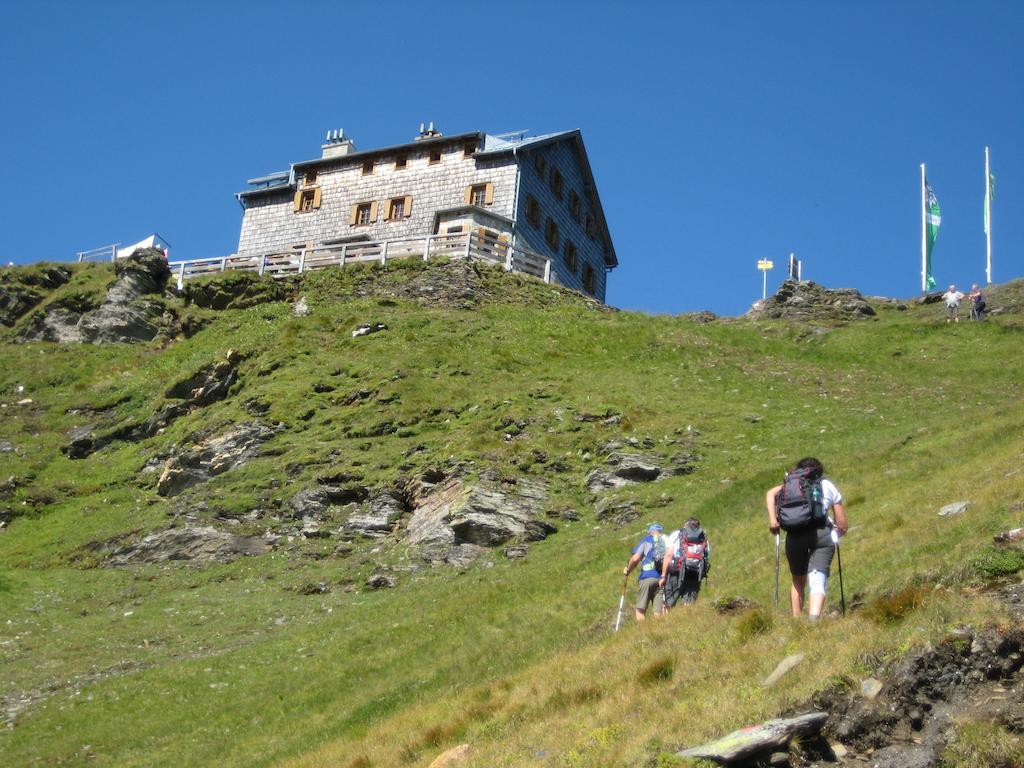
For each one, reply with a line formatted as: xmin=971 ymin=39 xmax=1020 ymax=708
xmin=860 ymin=677 xmax=884 ymax=700
xmin=19 ymin=250 xmax=172 ymax=344
xmin=289 ymin=488 xmax=331 ymax=519
xmin=293 ymin=295 xmax=310 ymax=317
xmin=586 ymin=450 xmax=697 ymax=493
xmin=107 ymin=526 xmax=270 ymax=565
xmin=504 ymin=545 xmax=529 ymax=559
xmin=344 ymin=490 xmax=405 ymax=538
xmin=748 ymin=279 xmax=876 ymax=321
xmin=64 ymin=351 xmax=244 ymax=459
xmin=937 ymin=500 xmax=970 ymax=517
xmin=713 ymin=596 xmax=758 ymax=615
xmin=405 ymin=477 xmax=554 ymax=563
xmin=0 ymin=440 xmax=16 ymax=453
xmin=0 ymin=265 xmax=71 ymax=326
xmin=428 ymin=743 xmax=472 ymax=768
xmin=352 ymin=322 xmax=387 ymax=338
xmin=677 ymin=711 xmax=828 ymax=763
xmin=595 ymin=498 xmax=639 ymax=526
xmin=156 ymin=421 xmax=280 ymax=497
xmin=366 ymin=572 xmax=397 ymax=589
xmin=763 ymin=654 xmax=806 ymax=686
xmin=995 ymin=528 xmax=1024 ymax=543
xmin=683 ymin=311 xmax=717 ymax=323
xmin=867 ymin=744 xmax=936 ymax=768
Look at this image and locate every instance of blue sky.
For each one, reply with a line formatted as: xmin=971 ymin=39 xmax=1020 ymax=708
xmin=1 ymin=1 xmax=1021 ymax=316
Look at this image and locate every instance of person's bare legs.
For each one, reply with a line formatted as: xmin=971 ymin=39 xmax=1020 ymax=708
xmin=808 ymin=592 xmax=826 ymax=618
xmin=790 ymin=575 xmax=807 ymax=617
xmin=635 ymin=608 xmax=646 ymax=621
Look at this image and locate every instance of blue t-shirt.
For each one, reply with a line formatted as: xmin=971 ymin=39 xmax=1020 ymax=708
xmin=632 ymin=535 xmax=663 ymax=582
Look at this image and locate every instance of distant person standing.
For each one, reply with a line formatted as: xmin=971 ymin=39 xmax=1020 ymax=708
xmin=943 ymin=284 xmax=965 ymax=323
xmin=623 ymin=524 xmax=666 ymax=621
xmin=969 ymin=283 xmax=986 ymax=321
xmin=765 ymin=458 xmax=847 ymax=620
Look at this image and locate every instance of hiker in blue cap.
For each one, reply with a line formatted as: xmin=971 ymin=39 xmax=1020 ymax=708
xmin=623 ymin=523 xmax=666 ymax=621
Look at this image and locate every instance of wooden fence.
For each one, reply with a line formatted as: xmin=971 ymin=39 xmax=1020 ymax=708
xmin=166 ymin=231 xmax=551 ymax=290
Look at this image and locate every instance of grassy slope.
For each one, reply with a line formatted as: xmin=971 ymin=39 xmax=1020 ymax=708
xmin=1 ymin=262 xmax=1023 ymax=767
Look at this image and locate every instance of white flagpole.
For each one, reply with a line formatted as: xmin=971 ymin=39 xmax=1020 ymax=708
xmin=921 ymin=163 xmax=927 ymax=293
xmin=985 ymin=146 xmax=992 ymax=284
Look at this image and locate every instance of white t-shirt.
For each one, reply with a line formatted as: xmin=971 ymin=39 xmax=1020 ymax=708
xmin=943 ymin=290 xmax=964 ymax=307
xmin=820 ymin=478 xmax=843 ymax=517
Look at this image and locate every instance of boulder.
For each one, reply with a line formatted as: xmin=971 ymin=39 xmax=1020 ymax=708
xmin=586 ymin=450 xmax=696 ymax=493
xmin=405 ymin=477 xmax=555 ymax=563
xmin=428 ymin=744 xmax=472 ymax=768
xmin=937 ymin=500 xmax=970 ymax=517
xmin=677 ymin=712 xmax=828 ymax=764
xmin=366 ymin=572 xmax=397 ymax=589
xmin=107 ymin=526 xmax=270 ymax=566
xmin=290 ymin=488 xmax=331 ymax=519
xmin=595 ymin=498 xmax=639 ymax=526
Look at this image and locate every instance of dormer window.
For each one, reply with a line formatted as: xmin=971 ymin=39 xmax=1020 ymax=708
xmin=429 ymin=147 xmax=443 ymax=164
xmin=463 ymin=140 xmax=478 ymax=157
xmin=395 ymin=153 xmax=408 ymax=170
xmin=362 ymin=160 xmax=374 ymax=176
xmin=304 ymin=168 xmax=318 ymax=186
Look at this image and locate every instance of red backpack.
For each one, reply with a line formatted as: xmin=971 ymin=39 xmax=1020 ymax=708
xmin=671 ymin=526 xmax=709 ymax=579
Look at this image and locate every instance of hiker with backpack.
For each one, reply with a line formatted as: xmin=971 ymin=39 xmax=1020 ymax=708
xmin=660 ymin=517 xmax=711 ymax=608
xmin=765 ymin=458 xmax=847 ymax=620
xmin=623 ymin=524 xmax=667 ymax=621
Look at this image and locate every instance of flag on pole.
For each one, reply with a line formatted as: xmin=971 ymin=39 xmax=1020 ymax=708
xmin=924 ymin=181 xmax=941 ymax=290
xmin=984 ymin=172 xmax=996 ymax=235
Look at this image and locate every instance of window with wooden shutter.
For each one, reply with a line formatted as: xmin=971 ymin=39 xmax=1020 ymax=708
xmin=550 ymin=169 xmax=564 ymax=200
xmin=484 ymin=182 xmax=494 ymax=205
xmin=463 ymin=186 xmax=474 ymax=205
xmin=352 ymin=202 xmax=376 ymax=226
xmin=403 ymin=195 xmax=413 ymax=217
xmin=469 ymin=184 xmax=488 ymax=207
xmin=387 ymin=197 xmax=404 ymax=221
xmin=296 ymin=188 xmax=319 ymax=213
xmin=569 ymin=191 xmax=580 ymax=221
xmin=525 ymin=196 xmax=541 ymax=227
xmin=583 ymin=264 xmax=596 ymax=295
xmin=545 ymin=219 xmax=559 ymax=250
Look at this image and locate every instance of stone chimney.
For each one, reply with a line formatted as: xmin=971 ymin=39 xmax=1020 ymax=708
xmin=321 ymin=129 xmax=356 ymax=159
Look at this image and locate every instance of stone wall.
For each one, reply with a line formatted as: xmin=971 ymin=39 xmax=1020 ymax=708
xmin=237 ymin=142 xmax=518 ymax=256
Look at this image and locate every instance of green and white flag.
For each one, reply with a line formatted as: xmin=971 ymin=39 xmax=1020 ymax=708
xmin=984 ymin=172 xmax=996 ymax=235
xmin=925 ymin=180 xmax=941 ymax=290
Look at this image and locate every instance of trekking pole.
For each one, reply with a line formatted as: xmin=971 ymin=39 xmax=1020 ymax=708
xmin=774 ymin=533 xmax=781 ymax=609
xmin=614 ymin=574 xmax=627 ymax=632
xmin=831 ymin=528 xmax=846 ymax=617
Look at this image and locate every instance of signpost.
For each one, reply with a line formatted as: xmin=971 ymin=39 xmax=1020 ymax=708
xmin=757 ymin=259 xmax=774 ymax=300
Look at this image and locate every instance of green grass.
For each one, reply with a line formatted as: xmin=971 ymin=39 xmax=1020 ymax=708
xmin=1 ymin=261 xmax=1023 ymax=767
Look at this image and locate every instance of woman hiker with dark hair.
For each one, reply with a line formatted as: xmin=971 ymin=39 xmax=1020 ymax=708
xmin=765 ymin=457 xmax=847 ymax=620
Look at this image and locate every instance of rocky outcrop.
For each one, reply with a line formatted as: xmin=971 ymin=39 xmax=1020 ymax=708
xmin=585 ymin=450 xmax=696 ymax=493
xmin=404 ymin=476 xmax=556 ymax=564
xmin=156 ymin=421 xmax=280 ymax=497
xmin=63 ymin=350 xmax=244 ymax=459
xmin=19 ymin=250 xmax=172 ymax=343
xmin=0 ymin=265 xmax=71 ymax=327
xmin=748 ymin=280 xmax=876 ymax=322
xmin=107 ymin=526 xmax=270 ymax=565
xmin=344 ymin=490 xmax=405 ymax=538
xmin=179 ymin=271 xmax=288 ymax=310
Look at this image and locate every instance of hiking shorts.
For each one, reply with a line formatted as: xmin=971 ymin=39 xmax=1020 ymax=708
xmin=947 ymin=303 xmax=960 ymax=319
xmin=636 ymin=577 xmax=664 ymax=612
xmin=785 ymin=526 xmax=835 ymax=577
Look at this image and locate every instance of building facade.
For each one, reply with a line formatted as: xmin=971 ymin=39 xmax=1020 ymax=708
xmin=236 ymin=126 xmax=617 ymax=301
